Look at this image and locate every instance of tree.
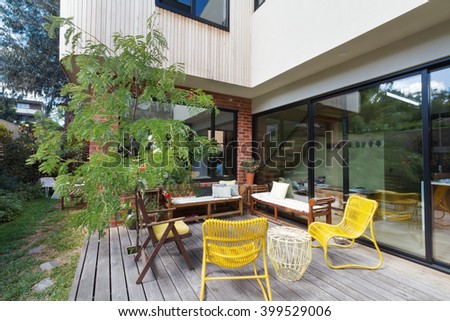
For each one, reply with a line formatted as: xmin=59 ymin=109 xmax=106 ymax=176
xmin=29 ymin=15 xmax=219 ymax=233
xmin=0 ymin=0 xmax=68 ymax=114
xmin=0 ymin=121 xmax=41 ymax=187
xmin=0 ymin=94 xmax=16 ymax=122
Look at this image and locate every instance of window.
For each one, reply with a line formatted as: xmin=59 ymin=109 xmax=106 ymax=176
xmin=16 ymin=103 xmax=30 ymax=109
xmin=182 ymin=107 xmax=237 ymax=180
xmin=255 ymin=0 xmax=265 ymax=11
xmin=134 ymin=102 xmax=237 ymax=181
xmin=255 ymin=105 xmax=309 ymax=189
xmin=157 ymin=0 xmax=229 ymax=30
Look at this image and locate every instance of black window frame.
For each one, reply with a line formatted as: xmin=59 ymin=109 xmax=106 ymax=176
xmin=255 ymin=0 xmax=265 ymax=11
xmin=195 ymin=107 xmax=238 ymax=182
xmin=156 ymin=0 xmax=230 ymax=31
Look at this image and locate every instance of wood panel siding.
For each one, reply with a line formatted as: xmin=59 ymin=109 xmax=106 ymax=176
xmin=60 ymin=0 xmax=252 ymax=87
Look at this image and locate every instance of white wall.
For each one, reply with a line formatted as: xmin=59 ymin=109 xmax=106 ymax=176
xmin=251 ymin=0 xmax=427 ymax=86
xmin=252 ymin=19 xmax=450 ymax=114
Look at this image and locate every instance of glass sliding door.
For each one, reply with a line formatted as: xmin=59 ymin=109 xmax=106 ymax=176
xmin=348 ymin=74 xmax=425 ymax=257
xmin=430 ymin=67 xmax=450 ymax=265
xmin=255 ymin=105 xmax=309 ymax=198
xmin=253 ymin=60 xmax=450 ymax=270
xmin=313 ymin=96 xmax=353 ymax=217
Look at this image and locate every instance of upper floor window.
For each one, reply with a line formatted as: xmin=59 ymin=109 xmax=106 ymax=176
xmin=156 ymin=0 xmax=229 ymax=30
xmin=255 ymin=0 xmax=265 ymax=11
xmin=17 ymin=103 xmax=30 ymax=109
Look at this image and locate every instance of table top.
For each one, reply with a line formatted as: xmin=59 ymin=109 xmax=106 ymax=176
xmin=267 ymin=226 xmax=311 ymax=243
xmin=39 ymin=177 xmax=55 ymax=188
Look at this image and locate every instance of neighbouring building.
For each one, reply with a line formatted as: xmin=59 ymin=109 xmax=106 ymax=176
xmin=59 ymin=0 xmax=450 ymax=273
xmin=14 ymin=99 xmax=44 ymax=123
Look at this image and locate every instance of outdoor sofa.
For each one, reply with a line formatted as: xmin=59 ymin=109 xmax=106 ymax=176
xmin=250 ymin=182 xmax=335 ymax=226
xmin=163 ymin=181 xmax=244 ymax=222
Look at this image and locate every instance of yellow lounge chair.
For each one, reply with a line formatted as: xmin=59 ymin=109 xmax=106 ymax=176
xmin=308 ymin=195 xmax=382 ymax=270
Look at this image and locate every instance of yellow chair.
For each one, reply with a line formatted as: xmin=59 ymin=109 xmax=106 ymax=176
xmin=200 ymin=217 xmax=272 ymax=301
xmin=308 ymin=195 xmax=382 ymax=270
xmin=433 ymin=185 xmax=450 ymax=220
xmin=373 ymin=190 xmax=419 ymax=221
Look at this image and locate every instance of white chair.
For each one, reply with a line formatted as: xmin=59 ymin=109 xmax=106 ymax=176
xmin=39 ymin=177 xmax=55 ymax=197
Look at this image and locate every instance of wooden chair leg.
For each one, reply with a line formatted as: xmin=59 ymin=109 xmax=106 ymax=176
xmin=170 ymin=227 xmax=194 ymax=269
xmin=136 ymin=239 xmax=166 ymax=284
xmin=134 ymin=233 xmax=153 ymax=262
xmin=135 ymin=223 xmax=174 ymax=284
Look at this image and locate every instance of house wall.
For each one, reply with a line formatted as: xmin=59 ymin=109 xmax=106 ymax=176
xmin=60 ymin=0 xmax=253 ymax=87
xmin=60 ymin=0 xmax=450 ymax=183
xmin=251 ymin=0 xmax=427 ymax=86
xmin=252 ymin=19 xmax=450 ymax=114
xmin=60 ymin=1 xmax=430 ymax=90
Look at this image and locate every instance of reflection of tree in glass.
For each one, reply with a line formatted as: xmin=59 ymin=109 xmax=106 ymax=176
xmin=349 ymin=83 xmax=422 ymax=134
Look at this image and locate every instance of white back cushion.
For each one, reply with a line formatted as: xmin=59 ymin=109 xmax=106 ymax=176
xmin=270 ymin=181 xmax=289 ymax=200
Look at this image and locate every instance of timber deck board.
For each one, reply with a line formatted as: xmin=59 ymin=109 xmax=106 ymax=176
xmin=69 ymin=215 xmax=450 ymax=301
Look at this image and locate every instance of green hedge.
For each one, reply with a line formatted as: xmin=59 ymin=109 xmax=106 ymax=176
xmin=0 ymin=190 xmax=23 ymax=222
xmin=0 ymin=183 xmax=44 ymax=223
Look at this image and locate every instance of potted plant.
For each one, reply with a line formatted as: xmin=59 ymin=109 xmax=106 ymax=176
xmin=240 ymin=158 xmax=260 ymax=185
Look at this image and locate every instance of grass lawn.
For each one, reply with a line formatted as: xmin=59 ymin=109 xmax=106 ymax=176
xmin=0 ymin=197 xmax=85 ymax=300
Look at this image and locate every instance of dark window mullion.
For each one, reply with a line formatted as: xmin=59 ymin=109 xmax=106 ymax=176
xmin=422 ymin=69 xmax=433 ymax=263
xmin=307 ymin=100 xmax=315 ymax=198
xmin=191 ymin=0 xmax=196 ymax=16
xmin=210 ymin=111 xmax=217 ymax=179
xmin=342 ymin=111 xmax=350 ymax=202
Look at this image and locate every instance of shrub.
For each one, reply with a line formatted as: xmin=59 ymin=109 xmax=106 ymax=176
xmin=17 ymin=182 xmax=45 ymax=200
xmin=0 ymin=190 xmax=23 ymax=223
xmin=0 ymin=123 xmax=41 ymax=185
xmin=0 ymin=173 xmax=19 ymax=192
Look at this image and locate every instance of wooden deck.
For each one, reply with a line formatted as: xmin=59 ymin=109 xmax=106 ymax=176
xmin=69 ymin=215 xmax=450 ymax=301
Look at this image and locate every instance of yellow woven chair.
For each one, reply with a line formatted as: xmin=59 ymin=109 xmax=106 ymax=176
xmin=308 ymin=195 xmax=382 ymax=270
xmin=373 ymin=190 xmax=419 ymax=221
xmin=200 ymin=217 xmax=272 ymax=301
xmin=433 ymin=185 xmax=450 ymax=223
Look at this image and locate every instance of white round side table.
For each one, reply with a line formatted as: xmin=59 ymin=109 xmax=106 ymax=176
xmin=267 ymin=226 xmax=312 ymax=281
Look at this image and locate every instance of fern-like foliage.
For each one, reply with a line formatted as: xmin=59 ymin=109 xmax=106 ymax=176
xmin=30 ymin=14 xmax=219 ymax=234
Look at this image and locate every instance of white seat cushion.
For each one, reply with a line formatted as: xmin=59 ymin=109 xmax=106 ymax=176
xmin=252 ymin=192 xmax=310 ymax=213
xmin=171 ymin=195 xmax=241 ymax=205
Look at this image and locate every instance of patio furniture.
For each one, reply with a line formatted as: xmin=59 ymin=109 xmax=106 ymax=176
xmin=60 ymin=183 xmax=85 ymax=210
xmin=433 ymin=184 xmax=450 ymax=225
xmin=164 ymin=192 xmax=243 ymax=222
xmin=250 ymin=184 xmax=335 ymax=225
xmin=134 ymin=194 xmax=194 ymax=284
xmin=373 ymin=190 xmax=419 ymax=221
xmin=199 ymin=217 xmax=272 ymax=301
xmin=267 ymin=226 xmax=312 ymax=281
xmin=308 ymin=194 xmax=382 ymax=270
xmin=39 ymin=177 xmax=55 ymax=197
